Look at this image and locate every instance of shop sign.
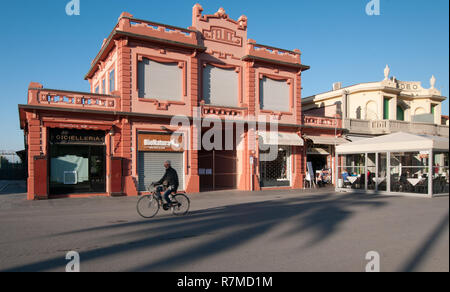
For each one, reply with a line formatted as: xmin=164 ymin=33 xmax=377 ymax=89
xmin=50 ymin=129 xmax=105 ymax=145
xmin=397 ymin=81 xmax=421 ymax=92
xmin=138 ymin=133 xmax=184 ymax=152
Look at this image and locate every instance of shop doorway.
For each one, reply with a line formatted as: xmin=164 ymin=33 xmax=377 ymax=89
xmin=308 ymin=155 xmax=327 ymax=173
xmin=199 ymin=149 xmax=237 ymax=191
xmin=259 ymin=146 xmax=292 ymax=187
xmin=199 ymin=128 xmax=238 ymax=192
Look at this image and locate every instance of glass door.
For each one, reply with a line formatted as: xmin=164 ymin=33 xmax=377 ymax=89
xmin=89 ymin=146 xmax=106 ymax=193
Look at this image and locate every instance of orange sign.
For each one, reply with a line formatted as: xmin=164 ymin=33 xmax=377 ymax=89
xmin=138 ymin=133 xmax=184 ymax=152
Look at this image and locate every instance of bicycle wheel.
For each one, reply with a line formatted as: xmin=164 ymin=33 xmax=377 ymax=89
xmin=171 ymin=194 xmax=190 ymax=216
xmin=137 ymin=195 xmax=160 ymax=219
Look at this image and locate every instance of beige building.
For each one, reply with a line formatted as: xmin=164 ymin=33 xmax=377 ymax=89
xmin=302 ymin=65 xmax=449 ymax=140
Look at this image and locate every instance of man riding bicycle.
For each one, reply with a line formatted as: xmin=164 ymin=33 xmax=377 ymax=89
xmin=154 ymin=160 xmax=179 ymax=208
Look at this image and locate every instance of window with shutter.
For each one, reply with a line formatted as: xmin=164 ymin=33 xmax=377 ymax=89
xmin=260 ymin=77 xmax=290 ymax=112
xmin=138 ymin=58 xmax=182 ymax=101
xmin=202 ymin=65 xmax=239 ymax=107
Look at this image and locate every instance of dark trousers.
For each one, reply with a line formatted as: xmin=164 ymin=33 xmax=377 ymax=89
xmin=157 ymin=186 xmax=174 ymax=203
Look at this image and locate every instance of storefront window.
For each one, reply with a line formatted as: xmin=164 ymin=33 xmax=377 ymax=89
xmin=260 ymin=146 xmax=291 ymax=187
xmin=433 ymin=152 xmax=449 ymax=194
xmin=390 ymin=152 xmax=429 ymax=194
xmin=377 ymin=153 xmax=388 ymax=191
xmin=49 ymin=129 xmax=106 ymax=195
xmin=367 ymin=154 xmax=376 ymax=190
xmin=337 ymin=154 xmax=365 ymax=190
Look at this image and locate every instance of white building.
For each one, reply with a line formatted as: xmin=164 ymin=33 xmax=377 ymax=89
xmin=302 ymin=66 xmax=449 ymax=141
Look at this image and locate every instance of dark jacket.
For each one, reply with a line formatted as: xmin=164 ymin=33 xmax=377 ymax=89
xmin=157 ymin=167 xmax=179 ymax=191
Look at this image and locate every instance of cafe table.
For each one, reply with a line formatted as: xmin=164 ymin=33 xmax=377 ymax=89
xmin=407 ymin=178 xmax=425 ymax=187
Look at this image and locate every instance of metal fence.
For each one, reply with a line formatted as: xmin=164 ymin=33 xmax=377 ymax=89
xmin=0 ymin=151 xmax=27 ymax=180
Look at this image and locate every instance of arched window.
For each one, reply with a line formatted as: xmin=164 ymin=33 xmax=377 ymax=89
xmin=365 ymin=101 xmax=378 ymax=120
xmin=414 ymin=107 xmax=426 ymax=115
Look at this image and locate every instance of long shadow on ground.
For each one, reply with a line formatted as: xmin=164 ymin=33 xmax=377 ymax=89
xmin=3 ymin=193 xmax=390 ymax=272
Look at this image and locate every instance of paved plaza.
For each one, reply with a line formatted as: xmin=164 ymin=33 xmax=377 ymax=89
xmin=0 ymin=184 xmax=448 ymax=272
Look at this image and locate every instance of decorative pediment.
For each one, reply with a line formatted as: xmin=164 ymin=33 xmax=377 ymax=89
xmin=203 ymin=26 xmax=243 ymax=47
xmin=193 ymin=4 xmax=248 ymax=32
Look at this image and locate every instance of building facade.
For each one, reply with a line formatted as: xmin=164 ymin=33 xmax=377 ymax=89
xmin=19 ymin=5 xmax=344 ymax=200
xmin=301 ymin=66 xmax=449 ymax=186
xmin=302 ymin=65 xmax=449 ymax=141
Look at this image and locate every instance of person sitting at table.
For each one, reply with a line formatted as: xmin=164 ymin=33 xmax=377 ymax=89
xmin=399 ymin=170 xmax=409 ymax=192
xmin=400 ymin=171 xmax=408 ymax=183
xmin=342 ymin=170 xmax=349 ymax=182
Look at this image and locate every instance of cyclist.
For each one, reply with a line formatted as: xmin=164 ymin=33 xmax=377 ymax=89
xmin=154 ymin=160 xmax=179 ymax=208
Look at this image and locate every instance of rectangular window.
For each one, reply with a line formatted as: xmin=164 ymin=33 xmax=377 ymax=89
xmin=102 ymin=79 xmax=106 ymax=94
xmin=138 ymin=58 xmax=182 ymax=101
xmin=337 ymin=154 xmax=366 ymax=190
xmin=390 ymin=152 xmax=430 ymax=195
xmin=431 ymin=104 xmax=437 ymax=115
xmin=94 ymin=86 xmax=99 ymax=94
xmin=397 ymin=106 xmax=405 ymax=121
xmin=260 ymin=77 xmax=290 ymax=112
xmin=202 ymin=65 xmax=239 ymax=107
xmin=109 ymin=70 xmax=115 ymax=93
xmin=383 ymin=98 xmax=390 ymax=120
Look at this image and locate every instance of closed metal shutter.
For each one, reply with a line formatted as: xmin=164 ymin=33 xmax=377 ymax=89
xmin=202 ymin=65 xmax=239 ymax=107
xmin=260 ymin=77 xmax=290 ymax=112
xmin=138 ymin=58 xmax=182 ymax=101
xmin=138 ymin=152 xmax=184 ymax=192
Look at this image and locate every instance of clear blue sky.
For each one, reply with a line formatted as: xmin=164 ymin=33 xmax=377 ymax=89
xmin=0 ymin=0 xmax=448 ymax=151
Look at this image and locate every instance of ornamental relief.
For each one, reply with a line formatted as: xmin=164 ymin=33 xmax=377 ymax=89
xmin=202 ymin=26 xmax=243 ymax=47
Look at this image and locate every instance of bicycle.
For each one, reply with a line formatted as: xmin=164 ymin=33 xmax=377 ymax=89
xmin=136 ymin=183 xmax=190 ymax=219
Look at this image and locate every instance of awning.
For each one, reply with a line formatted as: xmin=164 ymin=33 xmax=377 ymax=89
xmin=303 ymin=135 xmax=349 ymax=145
xmin=346 ymin=135 xmax=372 ymax=142
xmin=307 ymin=148 xmax=330 ymax=155
xmin=337 ymin=132 xmax=449 ymax=154
xmin=258 ymin=131 xmax=304 ymax=146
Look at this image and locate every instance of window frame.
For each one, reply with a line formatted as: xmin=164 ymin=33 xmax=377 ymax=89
xmin=200 ymin=61 xmax=243 ymax=108
xmin=136 ymin=54 xmax=187 ymax=103
xmin=258 ymin=72 xmax=294 ymax=114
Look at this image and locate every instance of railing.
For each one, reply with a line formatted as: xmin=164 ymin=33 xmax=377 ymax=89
xmin=31 ymin=88 xmax=120 ymax=111
xmin=303 ymin=115 xmax=342 ymax=129
xmin=345 ymin=118 xmax=449 ymax=137
xmin=246 ymin=42 xmax=301 ymax=65
xmin=201 ymin=104 xmax=247 ymax=119
xmin=120 ymin=17 xmax=199 ymax=46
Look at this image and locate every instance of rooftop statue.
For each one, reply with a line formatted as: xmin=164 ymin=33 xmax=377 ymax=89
xmin=384 ymin=65 xmax=390 ymax=81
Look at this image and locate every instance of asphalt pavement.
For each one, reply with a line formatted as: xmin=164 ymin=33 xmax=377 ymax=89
xmin=0 ymin=185 xmax=448 ymax=272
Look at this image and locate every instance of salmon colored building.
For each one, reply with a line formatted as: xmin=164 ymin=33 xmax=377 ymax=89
xmin=19 ymin=4 xmax=345 ymax=200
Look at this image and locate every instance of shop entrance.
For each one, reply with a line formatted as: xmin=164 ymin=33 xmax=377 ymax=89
xmin=49 ymin=129 xmax=106 ymax=195
xmin=199 ymin=149 xmax=237 ymax=191
xmin=199 ymin=128 xmax=238 ymax=192
xmin=260 ymin=146 xmax=292 ymax=187
xmin=307 ymin=155 xmax=327 ymax=173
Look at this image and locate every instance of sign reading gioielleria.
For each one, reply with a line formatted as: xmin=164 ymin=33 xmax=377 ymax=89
xmin=50 ymin=129 xmax=106 ymax=145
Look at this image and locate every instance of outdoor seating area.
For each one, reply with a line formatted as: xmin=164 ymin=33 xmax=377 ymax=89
xmin=335 ymin=132 xmax=449 ymax=197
